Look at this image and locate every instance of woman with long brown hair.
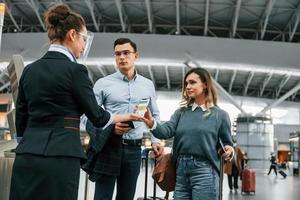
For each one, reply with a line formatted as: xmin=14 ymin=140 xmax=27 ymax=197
xmin=9 ymin=4 xmax=140 ymax=200
xmin=143 ymin=67 xmax=234 ymax=200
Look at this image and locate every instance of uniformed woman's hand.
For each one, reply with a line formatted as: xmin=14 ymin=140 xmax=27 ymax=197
xmin=112 ymin=113 xmax=143 ymax=124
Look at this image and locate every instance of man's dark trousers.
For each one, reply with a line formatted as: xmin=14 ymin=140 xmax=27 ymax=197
xmin=94 ymin=145 xmax=141 ymax=200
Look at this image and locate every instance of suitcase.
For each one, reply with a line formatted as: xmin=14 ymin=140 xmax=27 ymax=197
xmin=242 ymin=168 xmax=256 ymax=194
xmin=279 ymin=170 xmax=287 ymax=178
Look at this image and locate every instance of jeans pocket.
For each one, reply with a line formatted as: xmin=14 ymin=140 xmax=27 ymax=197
xmin=193 ymin=159 xmax=211 ymax=168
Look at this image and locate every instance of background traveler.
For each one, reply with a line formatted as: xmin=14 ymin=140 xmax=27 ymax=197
xmin=267 ymin=152 xmax=278 ymax=176
xmin=224 ymin=139 xmax=246 ymax=192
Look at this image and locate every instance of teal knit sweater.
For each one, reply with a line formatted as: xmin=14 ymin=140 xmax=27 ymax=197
xmin=151 ymin=106 xmax=233 ymax=173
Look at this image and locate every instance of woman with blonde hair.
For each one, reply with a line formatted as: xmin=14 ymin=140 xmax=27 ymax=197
xmin=143 ymin=67 xmax=234 ymax=200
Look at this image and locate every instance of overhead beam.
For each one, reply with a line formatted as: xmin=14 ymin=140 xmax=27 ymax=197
xmin=207 ymin=29 xmax=217 ymax=37
xmin=165 ymin=65 xmax=171 ymax=90
xmin=96 ymin=64 xmax=107 ymax=77
xmin=291 ymin=81 xmax=300 ymax=100
xmin=282 ymin=2 xmax=300 ymax=41
xmin=204 ymin=0 xmax=209 ymax=36
xmin=4 ymin=0 xmax=21 ymax=31
xmin=84 ymin=0 xmax=99 ymax=32
xmin=214 ymin=69 xmax=219 ymax=82
xmin=228 ymin=70 xmax=237 ymax=93
xmin=0 ymin=82 xmax=10 ymax=92
xmin=182 ymin=66 xmax=185 ymax=85
xmin=181 ymin=27 xmax=191 ymax=35
xmin=260 ymin=72 xmax=273 ymax=96
xmin=259 ymin=0 xmax=276 ymax=40
xmin=231 ymin=0 xmax=242 ymax=38
xmin=25 ymin=0 xmax=46 ymax=31
xmin=291 ymin=91 xmax=298 ymax=101
xmin=145 ymin=0 xmax=153 ymax=33
xmin=186 ymin=53 xmax=247 ymax=115
xmin=85 ymin=66 xmax=96 ymax=83
xmin=147 ymin=65 xmax=156 ymax=88
xmin=168 ymin=28 xmax=176 ymax=35
xmin=256 ymin=82 xmax=300 ymax=116
xmin=0 ymin=69 xmax=8 ymax=84
xmin=243 ymin=71 xmax=254 ymax=96
xmin=176 ymin=0 xmax=180 ymax=34
xmin=276 ymin=74 xmax=291 ymax=98
xmin=289 ymin=11 xmax=300 ymax=41
xmin=114 ymin=0 xmax=126 ymax=32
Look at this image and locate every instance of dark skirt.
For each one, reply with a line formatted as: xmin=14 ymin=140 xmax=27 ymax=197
xmin=9 ymin=153 xmax=80 ymax=200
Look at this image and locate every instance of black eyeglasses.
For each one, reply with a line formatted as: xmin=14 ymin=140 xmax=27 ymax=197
xmin=114 ymin=50 xmax=136 ymax=57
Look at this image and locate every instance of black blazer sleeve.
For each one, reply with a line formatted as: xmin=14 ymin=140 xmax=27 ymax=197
xmin=15 ymin=71 xmax=28 ymax=137
xmin=72 ymin=64 xmax=111 ymax=127
xmin=86 ymin=120 xmax=114 ymax=153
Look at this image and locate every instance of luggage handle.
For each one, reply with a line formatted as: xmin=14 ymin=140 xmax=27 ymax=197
xmin=143 ymin=148 xmax=156 ymax=200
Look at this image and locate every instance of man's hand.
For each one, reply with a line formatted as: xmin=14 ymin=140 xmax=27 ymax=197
xmin=114 ymin=122 xmax=131 ymax=135
xmin=151 ymin=142 xmax=164 ymax=160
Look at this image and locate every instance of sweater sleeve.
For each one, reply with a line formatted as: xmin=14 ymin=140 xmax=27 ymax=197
xmin=151 ymin=109 xmax=181 ymax=139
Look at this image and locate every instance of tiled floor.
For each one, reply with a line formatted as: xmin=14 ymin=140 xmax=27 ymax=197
xmin=77 ymin=166 xmax=300 ymax=200
xmin=1 ymin=141 xmax=299 ymax=200
xmin=221 ymin=172 xmax=299 ymax=200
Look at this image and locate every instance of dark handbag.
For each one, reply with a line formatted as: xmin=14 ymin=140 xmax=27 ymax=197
xmin=152 ymin=153 xmax=176 ymax=192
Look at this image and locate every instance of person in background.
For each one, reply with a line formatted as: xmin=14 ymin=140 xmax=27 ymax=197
xmin=224 ymin=139 xmax=246 ymax=192
xmin=240 ymin=151 xmax=248 ymax=180
xmin=9 ymin=4 xmax=139 ymax=200
xmin=142 ymin=67 xmax=234 ymax=200
xmin=267 ymin=152 xmax=278 ymax=176
xmin=90 ymin=38 xmax=164 ymax=200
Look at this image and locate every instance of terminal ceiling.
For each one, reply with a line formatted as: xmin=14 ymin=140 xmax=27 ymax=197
xmin=0 ymin=0 xmax=300 ymax=103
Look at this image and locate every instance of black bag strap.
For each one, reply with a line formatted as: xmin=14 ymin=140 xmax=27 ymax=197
xmin=164 ymin=191 xmax=169 ymax=200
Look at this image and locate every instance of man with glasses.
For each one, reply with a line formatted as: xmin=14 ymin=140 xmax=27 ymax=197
xmin=90 ymin=38 xmax=163 ymax=200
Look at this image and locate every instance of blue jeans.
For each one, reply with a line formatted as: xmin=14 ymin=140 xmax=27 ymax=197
xmin=94 ymin=145 xmax=141 ymax=200
xmin=174 ymin=155 xmax=219 ymax=200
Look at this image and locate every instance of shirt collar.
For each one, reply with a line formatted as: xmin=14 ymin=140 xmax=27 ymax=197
xmin=48 ymin=44 xmax=77 ymax=63
xmin=191 ymin=102 xmax=208 ymax=112
xmin=115 ymin=69 xmax=138 ymax=82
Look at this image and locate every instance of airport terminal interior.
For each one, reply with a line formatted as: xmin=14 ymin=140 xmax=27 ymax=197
xmin=0 ymin=0 xmax=300 ymax=199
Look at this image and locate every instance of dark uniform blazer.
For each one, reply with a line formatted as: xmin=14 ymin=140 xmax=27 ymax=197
xmin=82 ymin=120 xmax=122 ymax=181
xmin=15 ymin=51 xmax=111 ymax=159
